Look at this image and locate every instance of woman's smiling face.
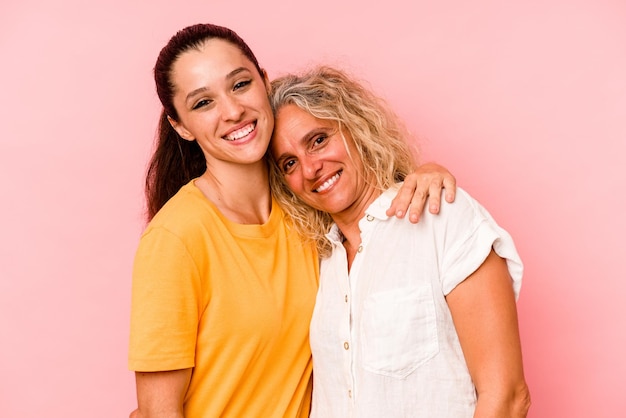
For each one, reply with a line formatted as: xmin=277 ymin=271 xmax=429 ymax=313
xmin=271 ymin=104 xmax=372 ymax=217
xmin=168 ymin=38 xmax=274 ymax=168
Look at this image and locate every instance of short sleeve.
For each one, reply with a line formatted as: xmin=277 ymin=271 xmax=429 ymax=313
xmin=439 ymin=189 xmax=523 ymax=299
xmin=128 ymin=227 xmax=202 ymax=371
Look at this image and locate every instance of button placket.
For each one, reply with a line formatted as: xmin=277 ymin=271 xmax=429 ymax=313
xmin=356 ymin=212 xmax=376 ymax=255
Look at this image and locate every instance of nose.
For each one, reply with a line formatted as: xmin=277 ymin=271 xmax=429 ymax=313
xmin=301 ymin=154 xmax=323 ymax=180
xmin=220 ymin=95 xmax=245 ymax=121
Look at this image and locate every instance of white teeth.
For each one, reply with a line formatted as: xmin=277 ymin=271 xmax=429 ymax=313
xmin=224 ymin=123 xmax=255 ymax=141
xmin=315 ymin=172 xmax=341 ymax=192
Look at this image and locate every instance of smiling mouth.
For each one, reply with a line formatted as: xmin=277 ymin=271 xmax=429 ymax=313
xmin=314 ymin=171 xmax=342 ymax=193
xmin=223 ymin=122 xmax=256 ymax=141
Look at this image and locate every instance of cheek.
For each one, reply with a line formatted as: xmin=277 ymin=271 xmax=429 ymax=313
xmin=253 ymin=93 xmax=273 ymax=115
xmin=188 ymin=113 xmax=218 ymax=135
xmin=284 ymin=174 xmax=304 ymax=196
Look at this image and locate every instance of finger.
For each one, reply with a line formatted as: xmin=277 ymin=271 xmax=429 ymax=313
xmin=386 ymin=176 xmax=418 ymax=218
xmin=427 ymin=180 xmax=444 ymax=214
xmin=408 ymin=186 xmax=428 ymax=223
xmin=443 ymin=176 xmax=457 ymax=203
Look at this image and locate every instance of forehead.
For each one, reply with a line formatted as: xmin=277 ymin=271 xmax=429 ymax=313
xmin=275 ymin=105 xmax=334 ymax=136
xmin=271 ymin=104 xmax=338 ymax=154
xmin=170 ymin=38 xmax=255 ymax=90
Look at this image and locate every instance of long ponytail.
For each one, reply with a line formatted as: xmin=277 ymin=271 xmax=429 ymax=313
xmin=144 ymin=111 xmax=205 ymax=220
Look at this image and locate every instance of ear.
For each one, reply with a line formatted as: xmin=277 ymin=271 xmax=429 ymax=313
xmin=261 ymin=69 xmax=271 ymax=95
xmin=167 ymin=115 xmax=195 ymax=141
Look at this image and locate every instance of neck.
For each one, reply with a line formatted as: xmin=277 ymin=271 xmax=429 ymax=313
xmin=197 ymin=160 xmax=272 ymax=224
xmin=333 ymin=186 xmax=381 ymax=249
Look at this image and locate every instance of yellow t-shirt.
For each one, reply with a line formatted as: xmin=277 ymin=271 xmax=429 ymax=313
xmin=129 ymin=181 xmax=319 ymax=417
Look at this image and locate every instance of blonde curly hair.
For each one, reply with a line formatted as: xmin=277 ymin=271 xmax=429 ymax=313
xmin=268 ymin=66 xmax=419 ymax=258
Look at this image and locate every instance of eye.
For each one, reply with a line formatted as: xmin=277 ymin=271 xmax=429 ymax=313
xmin=233 ymin=79 xmax=252 ymax=91
xmin=282 ymin=159 xmax=297 ymax=174
xmin=312 ymin=134 xmax=328 ymax=147
xmin=192 ymin=99 xmax=212 ymax=110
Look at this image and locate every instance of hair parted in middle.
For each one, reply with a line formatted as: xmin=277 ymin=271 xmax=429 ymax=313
xmin=268 ymin=65 xmax=420 ymax=258
xmin=145 ymin=23 xmax=265 ymax=221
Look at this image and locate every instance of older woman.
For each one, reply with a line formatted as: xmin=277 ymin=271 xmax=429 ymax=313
xmin=268 ymin=66 xmax=531 ymax=418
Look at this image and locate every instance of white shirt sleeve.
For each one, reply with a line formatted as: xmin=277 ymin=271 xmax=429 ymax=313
xmin=438 ymin=189 xmax=523 ymax=298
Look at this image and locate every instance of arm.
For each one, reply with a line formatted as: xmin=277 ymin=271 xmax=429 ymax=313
xmin=386 ymin=162 xmax=457 ymax=223
xmin=446 ymin=250 xmax=531 ymax=418
xmin=130 ymin=368 xmax=192 ymax=418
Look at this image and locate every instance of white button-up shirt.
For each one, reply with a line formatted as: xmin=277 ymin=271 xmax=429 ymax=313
xmin=309 ymin=187 xmax=523 ymax=417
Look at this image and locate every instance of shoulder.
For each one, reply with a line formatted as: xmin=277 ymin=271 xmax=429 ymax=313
xmin=436 ymin=187 xmax=486 ymax=220
xmin=383 ymin=186 xmax=487 ymax=226
xmin=372 ymin=185 xmax=484 ymax=220
xmin=148 ymin=181 xmax=213 ymax=231
xmin=366 ymin=187 xmax=495 ymax=244
xmin=137 ymin=181 xmax=220 ymax=253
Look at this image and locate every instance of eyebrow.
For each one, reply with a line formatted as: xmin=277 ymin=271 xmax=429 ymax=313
xmin=274 ymin=127 xmax=331 ymax=166
xmin=185 ymin=67 xmax=252 ymax=104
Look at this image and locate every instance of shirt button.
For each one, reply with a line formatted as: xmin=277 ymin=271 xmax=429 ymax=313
xmin=345 ymin=294 xmax=348 ymax=303
xmin=348 ymin=389 xmax=352 ymax=398
xmin=357 ymin=245 xmax=363 ymax=253
xmin=366 ymin=215 xmax=374 ymax=221
xmin=344 ymin=342 xmax=349 ymax=350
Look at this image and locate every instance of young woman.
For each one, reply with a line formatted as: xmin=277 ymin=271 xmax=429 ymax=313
xmin=268 ymin=66 xmax=531 ymax=417
xmin=128 ymin=24 xmax=456 ymax=417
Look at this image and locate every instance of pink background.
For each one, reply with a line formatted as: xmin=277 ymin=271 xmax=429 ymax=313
xmin=1 ymin=1 xmax=624 ymax=416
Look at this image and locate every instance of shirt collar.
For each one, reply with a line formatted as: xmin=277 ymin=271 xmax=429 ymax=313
xmin=324 ymin=184 xmax=402 ymax=244
xmin=364 ymin=185 xmax=401 ymax=220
